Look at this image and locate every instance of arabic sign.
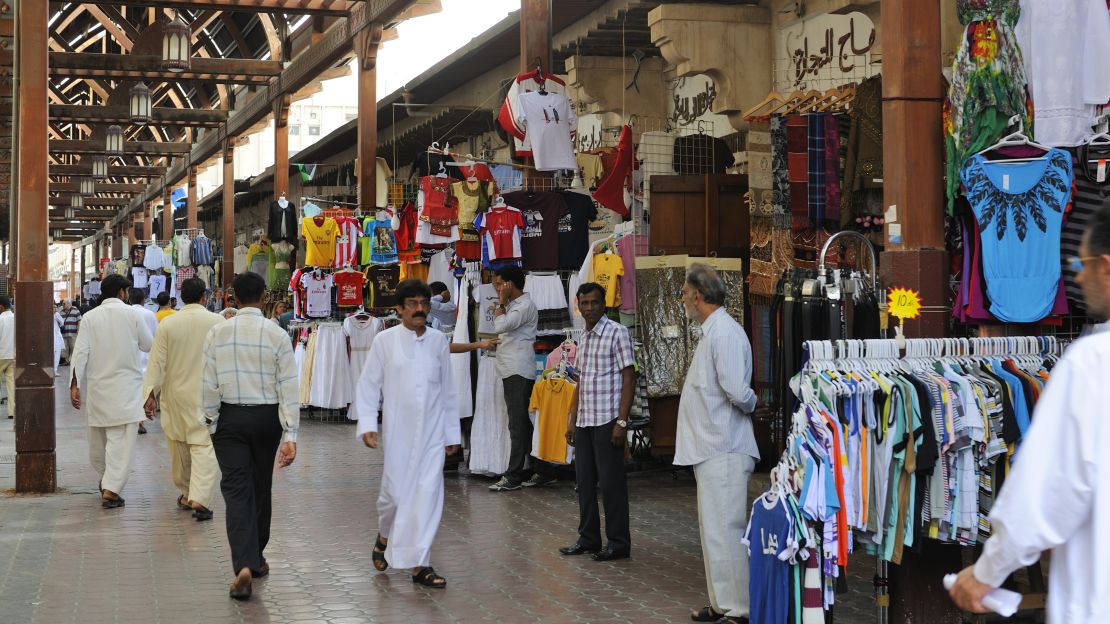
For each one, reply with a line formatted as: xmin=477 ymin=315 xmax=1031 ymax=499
xmin=666 ymin=75 xmax=731 ymax=134
xmin=776 ymin=12 xmax=877 ymax=92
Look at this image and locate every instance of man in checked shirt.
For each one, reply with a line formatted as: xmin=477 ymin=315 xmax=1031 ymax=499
xmin=559 ymin=282 xmax=636 ymax=562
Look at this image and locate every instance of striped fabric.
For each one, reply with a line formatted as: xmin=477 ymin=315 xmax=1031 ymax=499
xmin=786 ymin=115 xmax=809 ymax=231
xmin=201 ymin=307 xmax=300 ymax=443
xmin=807 ymin=114 xmax=827 ymax=225
xmin=823 ymin=115 xmax=842 ymax=225
xmin=1062 ymin=145 xmax=1110 ymax=311
xmin=191 ymin=234 xmax=214 ymax=266
xmin=59 ymin=308 xmax=82 ymax=338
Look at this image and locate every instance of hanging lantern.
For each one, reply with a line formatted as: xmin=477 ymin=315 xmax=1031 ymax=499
xmin=105 ymin=125 xmax=123 ymax=156
xmin=162 ymin=13 xmax=191 ymax=73
xmin=79 ymin=176 xmax=95 ymax=196
xmin=70 ymin=195 xmax=83 ymax=210
xmin=91 ymin=155 xmax=108 ymax=180
xmin=129 ymin=82 xmax=151 ymax=125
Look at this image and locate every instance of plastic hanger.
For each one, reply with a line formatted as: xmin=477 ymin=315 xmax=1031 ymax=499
xmin=977 ymin=115 xmax=1050 ymax=162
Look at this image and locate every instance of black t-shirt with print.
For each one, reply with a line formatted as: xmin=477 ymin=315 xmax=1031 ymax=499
xmin=503 ymin=190 xmax=564 ymax=270
xmin=366 ymin=265 xmax=401 ymax=308
xmin=557 ymin=190 xmax=599 ymax=270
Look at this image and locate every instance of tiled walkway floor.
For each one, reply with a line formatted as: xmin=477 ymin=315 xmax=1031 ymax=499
xmin=0 ymin=373 xmax=877 ymax=624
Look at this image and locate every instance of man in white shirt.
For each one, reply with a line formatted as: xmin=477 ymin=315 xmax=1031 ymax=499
xmin=143 ymin=278 xmax=223 ymax=522
xmin=675 ymin=263 xmax=759 ymax=624
xmin=353 ymin=279 xmax=460 ymax=589
xmin=428 ymin=281 xmax=456 ymax=330
xmin=70 ymin=275 xmax=155 ymax=508
xmin=949 ymin=208 xmax=1110 ymax=622
xmin=129 ymin=290 xmax=159 ymax=435
xmin=0 ymin=297 xmax=13 ymax=419
xmin=202 ymin=272 xmax=298 ymax=601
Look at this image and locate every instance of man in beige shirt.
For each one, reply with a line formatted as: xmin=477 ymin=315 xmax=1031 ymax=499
xmin=143 ymin=278 xmax=223 ymax=521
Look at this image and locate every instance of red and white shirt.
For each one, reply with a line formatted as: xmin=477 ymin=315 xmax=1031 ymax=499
xmin=333 ymin=270 xmax=367 ymax=307
xmin=497 ymin=70 xmax=568 ymax=157
xmin=288 ymin=267 xmax=305 ymax=319
xmin=334 ymin=216 xmax=362 ymax=268
xmin=475 ymin=205 xmax=525 ymax=261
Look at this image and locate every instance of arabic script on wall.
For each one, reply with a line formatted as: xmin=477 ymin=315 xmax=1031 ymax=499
xmin=776 ymin=12 xmax=877 ymax=92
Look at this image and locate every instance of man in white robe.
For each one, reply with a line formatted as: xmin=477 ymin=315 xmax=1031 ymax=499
xmin=950 ymin=206 xmax=1110 ymax=622
xmin=70 ymin=274 xmax=154 ymax=508
xmin=129 ymin=289 xmax=158 ymax=435
xmin=353 ymin=279 xmax=460 ymax=588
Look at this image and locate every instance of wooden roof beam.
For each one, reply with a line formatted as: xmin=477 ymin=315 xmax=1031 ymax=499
xmin=43 ymin=52 xmax=281 ymax=84
xmin=85 ymin=0 xmax=357 ymax=16
xmin=50 ymin=140 xmax=192 ymax=155
xmin=51 ymin=182 xmax=148 ymax=193
xmin=51 ymin=164 xmax=167 ymax=177
xmin=47 ymin=104 xmax=228 ymax=126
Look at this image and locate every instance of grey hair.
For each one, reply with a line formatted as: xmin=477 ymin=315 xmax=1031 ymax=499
xmin=685 ymin=263 xmax=726 ymax=306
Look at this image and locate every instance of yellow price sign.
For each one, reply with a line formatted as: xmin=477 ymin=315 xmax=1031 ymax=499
xmin=887 ymin=287 xmax=922 ymax=322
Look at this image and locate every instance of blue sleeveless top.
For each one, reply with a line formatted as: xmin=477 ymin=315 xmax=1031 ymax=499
xmin=960 ymin=149 xmax=1072 ymax=323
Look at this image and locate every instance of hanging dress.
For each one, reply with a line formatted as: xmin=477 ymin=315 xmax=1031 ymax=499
xmin=469 ymin=355 xmax=511 ymax=476
xmin=344 ymin=314 xmax=382 ymax=421
xmin=944 ymin=0 xmax=1031 ymax=212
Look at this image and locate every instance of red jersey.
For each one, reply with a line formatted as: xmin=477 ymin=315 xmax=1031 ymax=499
xmin=476 ymin=205 xmax=525 ymax=261
xmin=333 ymin=270 xmax=367 ymax=307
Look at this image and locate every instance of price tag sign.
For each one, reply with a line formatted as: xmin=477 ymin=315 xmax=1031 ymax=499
xmin=887 ymin=287 xmax=922 ymax=322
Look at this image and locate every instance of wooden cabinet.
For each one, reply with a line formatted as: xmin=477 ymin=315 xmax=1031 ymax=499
xmin=645 ymin=174 xmax=751 ymax=458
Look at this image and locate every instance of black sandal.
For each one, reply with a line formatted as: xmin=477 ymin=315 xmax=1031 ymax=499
xmin=102 ymin=496 xmax=125 ymax=509
xmin=691 ymin=606 xmax=723 ymax=622
xmin=176 ymin=495 xmax=192 ymax=511
xmin=411 ymin=567 xmax=446 ymax=588
xmin=372 ymin=534 xmax=388 ymax=572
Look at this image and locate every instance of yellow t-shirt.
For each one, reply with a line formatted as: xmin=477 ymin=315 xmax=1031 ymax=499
xmin=301 ymin=216 xmax=339 ymax=267
xmin=155 ymin=309 xmax=176 ymax=323
xmin=591 ymin=252 xmax=625 ymax=308
xmin=529 ymin=377 xmax=577 ymax=464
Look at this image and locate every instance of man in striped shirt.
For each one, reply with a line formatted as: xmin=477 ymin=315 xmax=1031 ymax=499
xmin=58 ymin=298 xmax=81 ymax=364
xmin=202 ymin=272 xmax=299 ymax=601
xmin=677 ymin=263 xmax=759 ymax=624
xmin=560 ymin=282 xmax=635 ymax=562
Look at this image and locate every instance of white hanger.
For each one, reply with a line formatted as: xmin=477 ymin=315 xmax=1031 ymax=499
xmin=977 ymin=115 xmax=1050 ymax=163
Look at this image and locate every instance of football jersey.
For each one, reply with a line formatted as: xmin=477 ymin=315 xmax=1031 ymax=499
xmin=475 ymin=205 xmax=524 ymax=261
xmin=333 ymin=270 xmax=367 ymax=307
xmin=300 ymin=271 xmax=333 ymax=318
xmin=334 ymin=216 xmax=362 ymax=268
xmin=301 ymin=216 xmax=339 ymax=267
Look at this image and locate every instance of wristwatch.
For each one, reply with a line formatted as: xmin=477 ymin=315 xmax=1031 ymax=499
xmin=616 ymin=419 xmax=628 ymax=428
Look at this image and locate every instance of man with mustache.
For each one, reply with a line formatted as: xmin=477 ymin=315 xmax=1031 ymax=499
xmin=353 ymin=279 xmax=460 ymax=588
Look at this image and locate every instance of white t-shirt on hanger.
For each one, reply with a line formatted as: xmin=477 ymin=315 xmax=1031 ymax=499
xmin=300 ymin=271 xmax=333 ymax=318
xmin=131 ymin=266 xmax=149 ymax=289
xmin=516 ymin=91 xmax=578 ymax=171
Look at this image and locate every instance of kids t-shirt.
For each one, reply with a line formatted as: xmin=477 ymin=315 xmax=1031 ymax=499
xmin=301 ymin=216 xmax=339 ymax=268
xmin=590 ymin=252 xmax=625 ymax=308
xmin=333 ymin=270 xmax=367 ymax=307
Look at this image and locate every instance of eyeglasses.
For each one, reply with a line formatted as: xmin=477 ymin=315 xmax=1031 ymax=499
xmin=1067 ymin=255 xmax=1101 ymax=274
xmin=401 ymin=299 xmax=431 ymax=309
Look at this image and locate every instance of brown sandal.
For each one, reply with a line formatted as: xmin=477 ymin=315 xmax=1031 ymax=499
xmin=411 ymin=566 xmax=446 ymax=588
xmin=372 ymin=535 xmax=388 ymax=572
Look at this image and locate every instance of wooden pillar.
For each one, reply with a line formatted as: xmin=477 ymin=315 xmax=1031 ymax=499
xmin=355 ymin=25 xmax=383 ymax=211
xmin=274 ymin=95 xmax=291 ymax=201
xmin=187 ymin=165 xmax=198 ymax=230
xmin=880 ymin=2 xmax=961 ymax=621
xmin=142 ymin=202 xmax=153 ymax=241
xmin=520 ymin=0 xmax=552 ymax=187
xmin=13 ymin=0 xmax=56 ymax=493
xmin=162 ymin=184 xmax=173 ymax=243
xmin=222 ymin=138 xmax=235 ymax=290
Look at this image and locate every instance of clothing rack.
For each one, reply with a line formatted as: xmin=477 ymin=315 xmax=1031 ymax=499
xmin=174 ymin=228 xmax=204 ymax=238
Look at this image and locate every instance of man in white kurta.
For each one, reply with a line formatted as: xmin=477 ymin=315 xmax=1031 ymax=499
xmin=130 ymin=290 xmax=159 ymax=435
xmin=353 ymin=279 xmax=460 ymax=588
xmin=70 ymin=275 xmax=154 ymax=507
xmin=142 ymin=278 xmax=223 ymax=519
xmin=950 ymin=218 xmax=1110 ymax=622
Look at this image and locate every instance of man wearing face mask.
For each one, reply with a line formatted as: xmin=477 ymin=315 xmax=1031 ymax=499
xmin=676 ymin=263 xmax=759 ymax=624
xmin=353 ymin=279 xmax=460 ymax=589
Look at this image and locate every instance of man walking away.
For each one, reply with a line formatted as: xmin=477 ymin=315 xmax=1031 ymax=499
xmin=202 ymin=272 xmax=298 ymax=601
xmin=488 ymin=266 xmax=558 ymax=491
xmin=143 ymin=278 xmax=223 ymax=522
xmin=129 ymin=289 xmax=158 ymax=434
xmin=949 ymin=205 xmax=1110 ymax=623
xmin=560 ymin=283 xmax=635 ymax=562
xmin=677 ymin=263 xmax=760 ymax=624
xmin=70 ymin=274 xmax=155 ymax=508
xmin=353 ymin=279 xmax=460 ymax=588
xmin=59 ymin=298 xmax=82 ymax=364
xmin=155 ymin=292 xmax=176 ymax=323
xmin=0 ymin=297 xmax=13 ymax=419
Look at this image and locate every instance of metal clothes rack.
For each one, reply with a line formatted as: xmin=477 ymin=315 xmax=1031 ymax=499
xmin=174 ymin=227 xmax=205 ymax=238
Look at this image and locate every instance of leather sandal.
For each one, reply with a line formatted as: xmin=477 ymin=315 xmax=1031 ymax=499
xmin=691 ymin=606 xmax=724 ymax=622
xmin=102 ymin=491 xmax=125 ymax=509
xmin=372 ymin=534 xmax=388 ymax=572
xmin=176 ymin=495 xmax=192 ymax=511
xmin=411 ymin=566 xmax=446 ymax=588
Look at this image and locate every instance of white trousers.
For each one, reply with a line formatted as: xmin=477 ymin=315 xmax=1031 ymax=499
xmin=167 ymin=437 xmax=219 ymax=509
xmin=693 ymin=453 xmax=756 ymax=618
xmin=88 ymin=422 xmax=139 ymax=495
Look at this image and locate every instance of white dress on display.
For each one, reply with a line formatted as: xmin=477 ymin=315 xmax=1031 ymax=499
xmin=344 ymin=314 xmax=382 ymax=420
xmin=308 ymin=323 xmax=352 ymax=409
xmin=468 ymin=354 xmax=511 ymax=477
xmin=450 ymin=285 xmax=473 ymax=423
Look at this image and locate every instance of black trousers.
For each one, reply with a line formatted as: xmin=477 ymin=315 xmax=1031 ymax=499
xmin=574 ymin=420 xmax=630 ymax=553
xmin=502 ymin=375 xmax=557 ymax=484
xmin=212 ymin=403 xmax=283 ymax=574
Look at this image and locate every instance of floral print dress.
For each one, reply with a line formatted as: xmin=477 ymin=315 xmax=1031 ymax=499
xmin=944 ymin=0 xmax=1032 ymax=213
